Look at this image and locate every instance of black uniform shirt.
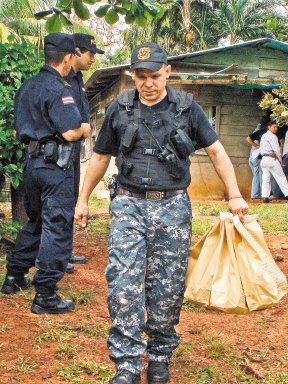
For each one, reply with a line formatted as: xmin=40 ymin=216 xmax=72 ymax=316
xmin=14 ymin=65 xmax=82 ymax=143
xmin=66 ymin=68 xmax=90 ymax=122
xmin=94 ymin=88 xmax=218 ymax=156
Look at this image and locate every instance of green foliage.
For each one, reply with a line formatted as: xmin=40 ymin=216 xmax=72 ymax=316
xmin=123 ymin=0 xmax=219 ymax=55
xmin=0 ymin=220 xmax=21 ymax=241
xmin=213 ymin=0 xmax=280 ymax=45
xmin=259 ymin=81 xmax=288 ymax=127
xmin=34 ymin=0 xmax=165 ymax=32
xmin=0 ymin=37 xmax=43 ymax=189
xmin=102 ymin=47 xmax=130 ymax=66
xmin=264 ymin=16 xmax=288 ymax=42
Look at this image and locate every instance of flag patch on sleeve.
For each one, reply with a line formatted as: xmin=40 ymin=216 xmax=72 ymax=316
xmin=62 ymin=96 xmax=75 ymax=104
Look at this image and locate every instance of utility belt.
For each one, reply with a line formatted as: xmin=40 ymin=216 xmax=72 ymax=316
xmin=117 ymin=186 xmax=186 ymax=201
xmin=262 ymin=153 xmax=277 ymax=159
xmin=27 ymin=139 xmax=76 ymax=170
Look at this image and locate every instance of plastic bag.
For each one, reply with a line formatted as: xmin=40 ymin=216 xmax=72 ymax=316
xmin=184 ymin=213 xmax=287 ymax=313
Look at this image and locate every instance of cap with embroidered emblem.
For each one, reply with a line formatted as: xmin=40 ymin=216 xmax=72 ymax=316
xmin=73 ymin=33 xmax=105 ymax=54
xmin=44 ymin=33 xmax=81 ymax=56
xmin=130 ymin=43 xmax=168 ymax=72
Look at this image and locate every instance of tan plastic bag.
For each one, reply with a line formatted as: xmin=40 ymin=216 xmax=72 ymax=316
xmin=184 ymin=213 xmax=287 ymax=313
xmin=233 ymin=215 xmax=287 ymax=311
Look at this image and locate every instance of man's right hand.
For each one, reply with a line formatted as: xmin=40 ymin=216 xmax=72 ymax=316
xmin=81 ymin=123 xmax=91 ymax=139
xmin=75 ymin=202 xmax=89 ymax=228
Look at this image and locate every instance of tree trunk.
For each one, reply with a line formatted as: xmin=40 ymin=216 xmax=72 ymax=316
xmin=10 ymin=183 xmax=27 ymax=225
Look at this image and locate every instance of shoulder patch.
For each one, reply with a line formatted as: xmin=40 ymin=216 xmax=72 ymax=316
xmin=62 ymin=96 xmax=75 ymax=105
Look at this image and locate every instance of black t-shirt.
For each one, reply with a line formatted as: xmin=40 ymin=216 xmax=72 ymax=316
xmin=249 ymin=128 xmax=267 ymax=142
xmin=94 ymin=91 xmax=218 ymax=156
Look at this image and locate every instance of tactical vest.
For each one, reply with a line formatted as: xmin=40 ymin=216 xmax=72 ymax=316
xmin=116 ymin=86 xmax=196 ymax=191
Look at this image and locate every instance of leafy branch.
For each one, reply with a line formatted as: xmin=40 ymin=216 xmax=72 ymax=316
xmin=34 ymin=0 xmax=167 ymax=33
xmin=259 ymin=81 xmax=288 ymax=126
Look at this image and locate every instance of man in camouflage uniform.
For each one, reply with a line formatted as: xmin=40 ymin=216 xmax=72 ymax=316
xmin=76 ymin=43 xmax=248 ymax=384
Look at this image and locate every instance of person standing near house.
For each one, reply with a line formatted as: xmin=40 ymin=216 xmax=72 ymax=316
xmin=246 ymin=123 xmax=263 ymax=199
xmin=1 ymin=33 xmax=91 ymax=314
xmin=75 ymin=43 xmax=248 ymax=384
xmin=260 ymin=121 xmax=288 ymax=203
xmin=65 ymin=33 xmax=104 ymax=267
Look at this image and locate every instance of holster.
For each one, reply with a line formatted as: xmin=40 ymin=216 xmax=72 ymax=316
xmin=116 ymin=152 xmax=133 ymax=176
xmin=56 ymin=142 xmax=76 ymax=170
xmin=27 ymin=141 xmax=41 ymax=158
xmin=43 ymin=140 xmax=58 ymax=163
xmin=108 ymin=174 xmax=118 ymax=201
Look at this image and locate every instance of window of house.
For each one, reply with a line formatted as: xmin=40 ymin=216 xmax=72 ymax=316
xmin=203 ymin=106 xmax=217 ymax=131
xmin=195 ymin=105 xmax=219 ymax=155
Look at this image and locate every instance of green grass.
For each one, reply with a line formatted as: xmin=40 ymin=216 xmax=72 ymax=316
xmin=89 ymin=196 xmax=109 ymax=210
xmin=60 ymin=286 xmax=97 ymax=306
xmin=0 ymin=325 xmax=10 ymax=332
xmin=192 ymin=218 xmax=214 ymax=236
xmin=56 ymin=343 xmax=80 ymax=359
xmin=15 ymin=356 xmax=35 ymax=374
xmin=195 ymin=366 xmax=223 ymax=384
xmin=174 ymin=342 xmax=194 ymax=358
xmin=88 ymin=218 xmax=110 ymax=235
xmin=182 ymin=300 xmax=210 ymax=312
xmin=205 ymin=336 xmax=233 ymax=360
xmin=56 ymin=360 xmax=113 ymax=383
xmin=34 ymin=319 xmax=108 ymax=349
xmin=192 ymin=202 xmax=288 ymax=235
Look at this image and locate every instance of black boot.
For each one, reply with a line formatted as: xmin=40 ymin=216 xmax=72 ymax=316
xmin=65 ymin=262 xmax=75 ymax=274
xmin=31 ymin=292 xmax=75 ymax=314
xmin=110 ymin=370 xmax=141 ymax=384
xmin=69 ymin=254 xmax=87 ymax=264
xmin=1 ymin=274 xmax=31 ymax=294
xmin=147 ymin=362 xmax=169 ymax=384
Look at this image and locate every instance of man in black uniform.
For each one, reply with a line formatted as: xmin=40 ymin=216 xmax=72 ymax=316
xmin=66 ymin=33 xmax=104 ymax=266
xmin=76 ymin=43 xmax=248 ymax=383
xmin=1 ymin=33 xmax=91 ymax=314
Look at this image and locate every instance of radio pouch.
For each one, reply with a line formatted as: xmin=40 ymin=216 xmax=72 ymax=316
xmin=171 ymin=129 xmax=195 ymax=159
xmin=120 ymin=123 xmax=138 ymax=153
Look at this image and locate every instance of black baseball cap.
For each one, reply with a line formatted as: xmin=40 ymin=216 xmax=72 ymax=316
xmin=130 ymin=43 xmax=168 ymax=72
xmin=44 ymin=33 xmax=81 ymax=56
xmin=73 ymin=33 xmax=105 ymax=54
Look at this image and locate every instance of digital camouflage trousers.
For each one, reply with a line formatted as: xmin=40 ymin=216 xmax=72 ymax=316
xmin=106 ymin=191 xmax=192 ymax=374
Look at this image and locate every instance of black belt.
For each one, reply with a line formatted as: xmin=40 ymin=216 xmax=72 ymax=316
xmin=262 ymin=154 xmax=276 ymax=158
xmin=117 ymin=187 xmax=186 ymax=200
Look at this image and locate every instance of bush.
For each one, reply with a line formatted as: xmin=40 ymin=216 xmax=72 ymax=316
xmin=0 ymin=36 xmax=43 ymax=189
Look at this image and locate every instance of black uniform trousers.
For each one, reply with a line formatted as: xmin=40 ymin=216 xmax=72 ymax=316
xmin=6 ymin=156 xmax=75 ymax=294
xmin=73 ymin=140 xmax=82 ymax=202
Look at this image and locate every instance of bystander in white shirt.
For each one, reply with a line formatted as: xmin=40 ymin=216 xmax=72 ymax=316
xmin=260 ymin=123 xmax=288 ymax=201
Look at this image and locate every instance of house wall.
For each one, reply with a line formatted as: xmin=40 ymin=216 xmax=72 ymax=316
xmin=80 ymin=80 xmax=121 ymax=194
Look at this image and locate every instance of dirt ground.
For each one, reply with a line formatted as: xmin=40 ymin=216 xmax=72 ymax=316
xmin=0 ymin=211 xmax=288 ymax=384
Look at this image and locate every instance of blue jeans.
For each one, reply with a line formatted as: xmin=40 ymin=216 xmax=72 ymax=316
xmin=249 ymin=156 xmax=262 ymax=198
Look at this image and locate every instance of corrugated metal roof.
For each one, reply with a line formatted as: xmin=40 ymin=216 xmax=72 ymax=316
xmin=168 ymin=38 xmax=288 ymax=61
xmin=85 ymin=38 xmax=288 ymax=97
